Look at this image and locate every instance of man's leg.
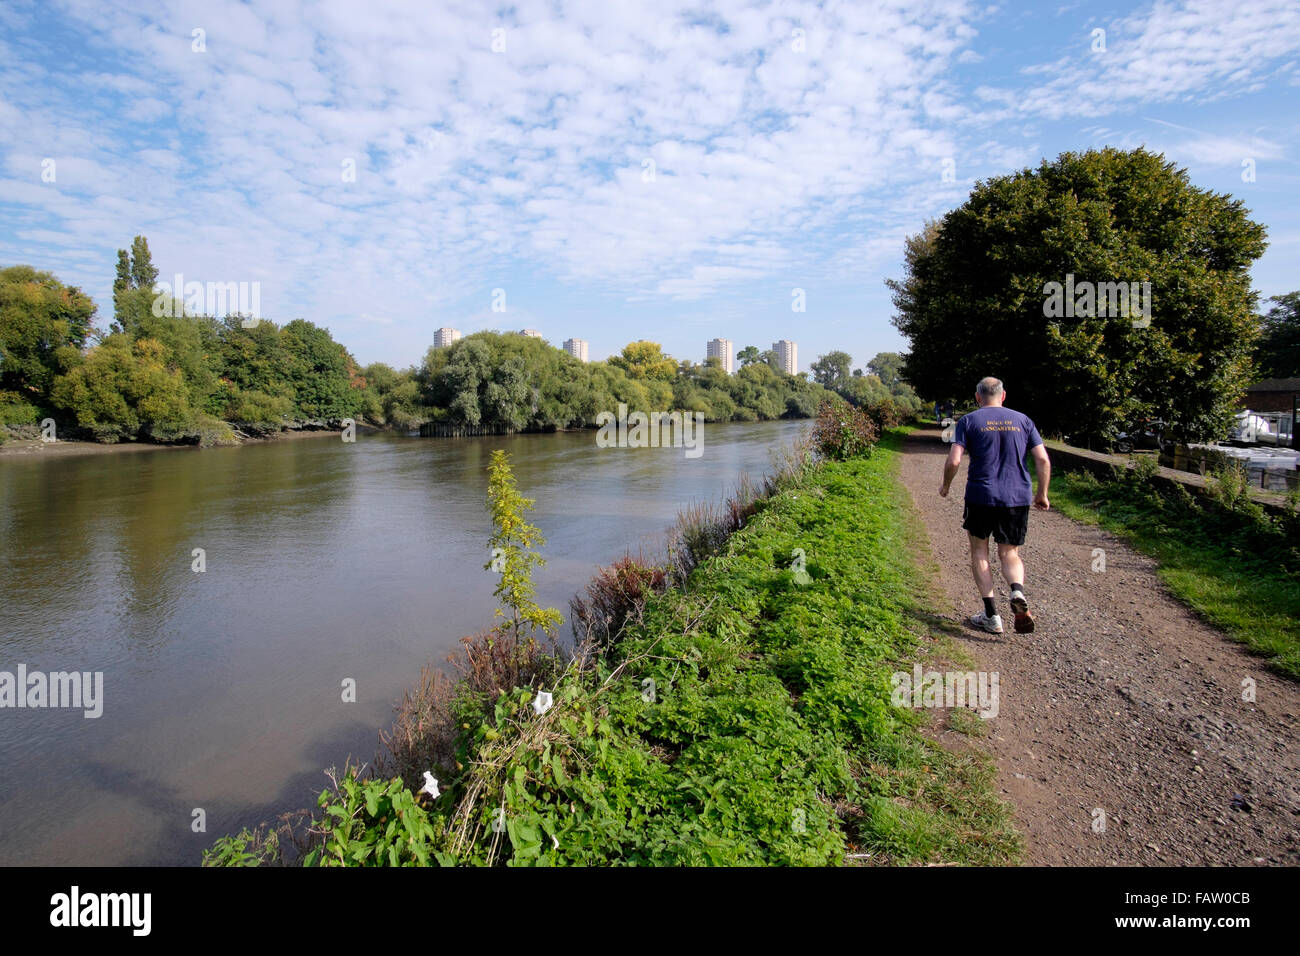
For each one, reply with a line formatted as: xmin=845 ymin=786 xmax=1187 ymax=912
xmin=996 ymin=543 xmax=1023 ymax=591
xmin=967 ymin=534 xmax=1002 ymax=632
xmin=997 ymin=541 xmax=1034 ymax=633
xmin=969 ymin=534 xmax=995 ymax=598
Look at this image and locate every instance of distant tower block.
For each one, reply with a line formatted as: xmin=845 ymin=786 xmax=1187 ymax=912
xmin=564 ymin=338 xmax=589 ymax=362
xmin=706 ymin=338 xmax=734 ymax=374
xmin=434 ymin=327 xmax=461 ymax=348
xmin=772 ymin=339 xmax=798 ymax=375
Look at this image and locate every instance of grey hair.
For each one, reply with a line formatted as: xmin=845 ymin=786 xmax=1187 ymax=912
xmin=976 ymin=377 xmax=1004 ymax=400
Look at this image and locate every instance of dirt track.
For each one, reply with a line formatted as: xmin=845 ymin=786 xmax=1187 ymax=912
xmin=899 ymin=425 xmax=1300 ymax=865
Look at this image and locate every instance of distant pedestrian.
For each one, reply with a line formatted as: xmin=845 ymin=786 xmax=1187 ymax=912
xmin=934 ymin=401 xmax=942 ymax=424
xmin=939 ymin=377 xmax=1051 ymax=634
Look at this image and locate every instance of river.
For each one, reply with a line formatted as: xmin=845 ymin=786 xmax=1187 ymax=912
xmin=0 ymin=419 xmax=808 ymax=865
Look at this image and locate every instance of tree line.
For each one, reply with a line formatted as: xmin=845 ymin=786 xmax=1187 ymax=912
xmin=1 ymin=239 xmax=910 ymax=443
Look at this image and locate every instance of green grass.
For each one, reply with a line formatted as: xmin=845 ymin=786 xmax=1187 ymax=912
xmin=444 ymin=434 xmax=1021 ymax=865
xmin=1051 ymin=465 xmax=1300 ymax=680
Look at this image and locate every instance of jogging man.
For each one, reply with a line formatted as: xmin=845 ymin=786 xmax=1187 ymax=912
xmin=939 ymin=377 xmax=1050 ymax=634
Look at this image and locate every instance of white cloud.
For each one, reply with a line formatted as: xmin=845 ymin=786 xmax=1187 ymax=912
xmin=0 ymin=0 xmax=1294 ymax=363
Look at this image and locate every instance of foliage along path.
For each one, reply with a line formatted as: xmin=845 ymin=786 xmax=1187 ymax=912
xmin=898 ymin=425 xmax=1300 ymax=865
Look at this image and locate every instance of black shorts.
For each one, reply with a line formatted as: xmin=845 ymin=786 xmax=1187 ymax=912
xmin=962 ymin=502 xmax=1030 ymax=545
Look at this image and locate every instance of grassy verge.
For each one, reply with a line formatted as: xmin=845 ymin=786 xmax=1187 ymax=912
xmin=210 ymin=429 xmax=1021 ymax=866
xmin=1050 ymin=460 xmax=1300 ymax=679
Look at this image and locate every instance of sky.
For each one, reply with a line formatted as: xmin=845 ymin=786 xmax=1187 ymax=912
xmin=1 ymin=0 xmax=1298 ymax=373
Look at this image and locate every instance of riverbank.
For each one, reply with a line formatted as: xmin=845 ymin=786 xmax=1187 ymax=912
xmin=208 ymin=427 xmax=1022 ymax=866
xmin=0 ymin=423 xmax=384 ymax=459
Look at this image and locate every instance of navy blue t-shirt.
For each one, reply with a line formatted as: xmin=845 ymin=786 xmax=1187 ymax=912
xmin=952 ymin=406 xmax=1043 ymax=507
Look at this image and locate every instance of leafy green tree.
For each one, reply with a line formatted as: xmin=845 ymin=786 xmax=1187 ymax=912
xmin=737 ymin=345 xmax=761 ymax=367
xmin=484 ymin=449 xmax=562 ymax=639
xmin=360 ymin=362 xmax=427 ymax=427
xmin=1255 ymin=292 xmax=1300 ymax=379
xmin=866 ymin=352 xmax=905 ymax=391
xmin=280 ymin=319 xmax=364 ymax=419
xmin=811 ymin=350 xmax=852 ymax=390
xmin=608 ymin=340 xmax=677 ymax=381
xmin=51 ymin=335 xmax=199 ymax=442
xmin=432 ymin=337 xmax=492 ymax=425
xmin=130 ymin=236 xmax=159 ymax=291
xmin=111 ymin=236 xmax=160 ymax=337
xmin=0 ymin=266 xmax=96 ymax=418
xmin=888 ymin=147 xmax=1267 ymax=443
xmin=840 ymin=373 xmax=890 ymax=407
xmin=133 ymin=309 xmax=220 ymax=411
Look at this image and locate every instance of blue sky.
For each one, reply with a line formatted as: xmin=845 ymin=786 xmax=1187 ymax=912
xmin=1 ymin=0 xmax=1297 ymax=372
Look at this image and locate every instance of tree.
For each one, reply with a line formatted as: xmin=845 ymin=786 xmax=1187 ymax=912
xmin=129 ymin=236 xmax=159 ymax=291
xmin=0 ymin=265 xmax=96 ymax=420
xmin=737 ymin=345 xmax=760 ymax=367
xmin=866 ymin=352 xmax=905 ymax=391
xmin=111 ymin=236 xmax=161 ymax=336
xmin=280 ymin=318 xmax=364 ymax=419
xmin=811 ymin=350 xmax=852 ymax=391
xmin=51 ymin=335 xmax=199 ymax=442
xmin=484 ymin=450 xmax=562 ymax=639
xmin=1255 ymin=292 xmax=1300 ymax=379
xmin=608 ymin=340 xmax=677 ymax=381
xmin=887 ymin=148 xmax=1267 ymax=443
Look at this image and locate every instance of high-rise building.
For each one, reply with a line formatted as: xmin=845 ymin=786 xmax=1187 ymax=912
xmin=519 ymin=329 xmax=543 ymax=339
xmin=434 ymin=327 xmax=461 ymax=348
xmin=772 ymin=339 xmax=798 ymax=375
xmin=564 ymin=338 xmax=589 ymax=362
xmin=706 ymin=338 xmax=734 ymax=374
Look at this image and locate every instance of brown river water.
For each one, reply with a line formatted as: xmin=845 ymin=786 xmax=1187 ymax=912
xmin=0 ymin=420 xmax=807 ymax=865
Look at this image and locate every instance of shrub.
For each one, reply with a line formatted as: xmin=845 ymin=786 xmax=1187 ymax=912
xmin=0 ymin=391 xmax=39 ymax=426
xmin=569 ymin=553 xmax=671 ymax=654
xmin=225 ymin=388 xmax=292 ymax=428
xmin=861 ymin=398 xmax=904 ymax=433
xmin=811 ymin=398 xmax=879 ymax=460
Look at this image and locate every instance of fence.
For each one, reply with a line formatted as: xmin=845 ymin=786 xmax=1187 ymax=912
xmin=1160 ymin=446 xmax=1300 ymax=495
xmin=420 ymin=423 xmax=518 ymax=438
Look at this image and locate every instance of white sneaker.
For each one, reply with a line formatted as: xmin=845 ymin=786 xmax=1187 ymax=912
xmin=969 ymin=611 xmax=1004 ymax=634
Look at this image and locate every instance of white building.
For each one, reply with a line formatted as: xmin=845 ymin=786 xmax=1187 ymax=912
xmin=706 ymin=338 xmax=734 ymax=374
xmin=772 ymin=339 xmax=797 ymax=375
xmin=519 ymin=329 xmax=543 ymax=339
xmin=564 ymin=338 xmax=589 ymax=362
xmin=434 ymin=327 xmax=461 ymax=348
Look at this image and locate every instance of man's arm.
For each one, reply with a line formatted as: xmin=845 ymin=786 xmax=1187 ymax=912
xmin=1030 ymin=443 xmax=1051 ymax=510
xmin=940 ymin=443 xmax=963 ymax=497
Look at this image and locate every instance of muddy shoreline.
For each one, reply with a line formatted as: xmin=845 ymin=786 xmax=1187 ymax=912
xmin=0 ymin=424 xmax=381 ymax=460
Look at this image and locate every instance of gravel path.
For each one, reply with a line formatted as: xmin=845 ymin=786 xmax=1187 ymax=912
xmin=899 ymin=425 xmax=1300 ymax=865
